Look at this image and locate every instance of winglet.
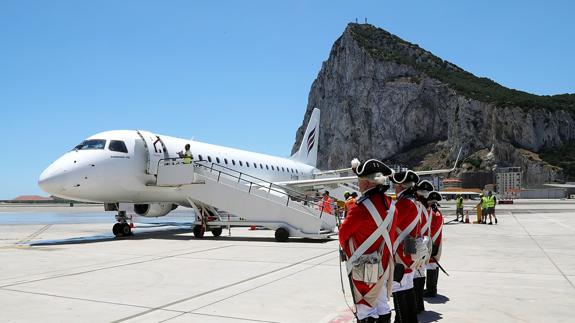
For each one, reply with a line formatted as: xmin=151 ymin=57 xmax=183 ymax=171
xmin=290 ymin=108 xmax=320 ymax=168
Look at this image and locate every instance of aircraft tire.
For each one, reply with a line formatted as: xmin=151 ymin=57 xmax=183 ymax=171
xmin=121 ymin=223 xmax=132 ymax=236
xmin=113 ymin=223 xmax=122 ymax=237
xmin=211 ymin=227 xmax=223 ymax=237
xmin=275 ymin=227 xmax=289 ymax=242
xmin=193 ymin=225 xmax=205 ymax=238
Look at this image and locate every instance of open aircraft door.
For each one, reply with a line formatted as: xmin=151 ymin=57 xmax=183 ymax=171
xmin=137 ymin=130 xmax=169 ymax=175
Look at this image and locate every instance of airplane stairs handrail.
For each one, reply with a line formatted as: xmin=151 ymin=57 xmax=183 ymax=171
xmin=156 ymin=158 xmax=328 ymax=217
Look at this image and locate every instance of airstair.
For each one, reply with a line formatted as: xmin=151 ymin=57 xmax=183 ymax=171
xmin=152 ymin=158 xmax=337 ymax=242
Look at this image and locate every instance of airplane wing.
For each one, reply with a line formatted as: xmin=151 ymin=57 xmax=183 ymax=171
xmin=415 ymin=147 xmax=462 ymax=176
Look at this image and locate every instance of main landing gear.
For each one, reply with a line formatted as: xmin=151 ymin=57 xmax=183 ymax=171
xmin=192 ymin=224 xmax=224 ymax=238
xmin=113 ymin=211 xmax=132 ymax=237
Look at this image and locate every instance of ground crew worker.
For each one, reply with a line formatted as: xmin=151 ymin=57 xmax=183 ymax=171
xmin=339 ymin=158 xmax=397 ymax=323
xmin=455 ymin=194 xmax=464 ymax=222
xmin=345 ymin=191 xmax=358 ymax=218
xmin=476 ymin=193 xmax=487 ymax=224
xmin=178 ymin=144 xmax=192 ymax=164
xmin=321 ymin=191 xmax=334 ymax=215
xmin=424 ymin=191 xmax=443 ymax=297
xmin=390 ymin=170 xmax=427 ymax=323
xmin=413 ymin=180 xmax=434 ymax=313
xmin=485 ymin=191 xmax=498 ymax=225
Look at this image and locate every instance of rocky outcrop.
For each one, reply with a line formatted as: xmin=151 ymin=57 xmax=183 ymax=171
xmin=292 ymin=23 xmax=575 ymax=185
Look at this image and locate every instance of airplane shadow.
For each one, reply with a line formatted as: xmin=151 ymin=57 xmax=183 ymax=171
xmin=29 ymin=225 xmax=334 ymax=246
xmin=418 ymin=310 xmax=443 ymax=322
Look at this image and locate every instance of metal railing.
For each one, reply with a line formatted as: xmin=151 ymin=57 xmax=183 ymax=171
xmin=156 ymin=158 xmax=329 ymax=217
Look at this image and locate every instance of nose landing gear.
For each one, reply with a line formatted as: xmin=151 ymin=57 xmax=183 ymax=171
xmin=113 ymin=211 xmax=133 ymax=237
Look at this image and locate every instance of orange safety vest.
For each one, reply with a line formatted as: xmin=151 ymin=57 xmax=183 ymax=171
xmin=344 ymin=197 xmax=357 ymax=214
xmin=321 ymin=196 xmax=334 ymax=214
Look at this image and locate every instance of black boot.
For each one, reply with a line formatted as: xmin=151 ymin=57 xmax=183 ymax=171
xmin=405 ymin=288 xmax=420 ymax=323
xmin=377 ymin=313 xmax=391 ymax=323
xmin=358 ymin=317 xmax=376 ymax=323
xmin=423 ymin=269 xmax=438 ymax=297
xmin=413 ymin=277 xmax=425 ymax=313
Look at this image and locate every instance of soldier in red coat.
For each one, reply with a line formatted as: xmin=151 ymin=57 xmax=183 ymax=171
xmin=424 ymin=191 xmax=444 ymax=297
xmin=413 ymin=180 xmax=434 ymax=313
xmin=390 ymin=170 xmax=425 ymax=323
xmin=339 ymin=158 xmax=397 ymax=323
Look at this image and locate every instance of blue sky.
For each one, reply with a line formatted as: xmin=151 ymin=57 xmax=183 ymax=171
xmin=0 ymin=0 xmax=573 ymax=199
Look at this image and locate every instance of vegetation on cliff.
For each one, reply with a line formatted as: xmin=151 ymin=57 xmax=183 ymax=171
xmin=540 ymin=141 xmax=575 ymax=180
xmin=348 ymin=23 xmax=575 ymax=113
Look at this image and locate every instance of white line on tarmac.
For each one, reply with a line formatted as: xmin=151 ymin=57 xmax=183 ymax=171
xmin=510 ymin=213 xmax=575 ymax=290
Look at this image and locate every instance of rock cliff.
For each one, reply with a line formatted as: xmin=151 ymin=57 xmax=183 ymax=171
xmin=292 ymin=23 xmax=575 ymax=185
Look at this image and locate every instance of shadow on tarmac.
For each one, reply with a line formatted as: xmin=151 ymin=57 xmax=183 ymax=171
xmin=425 ymin=294 xmax=449 ymax=304
xmin=28 ymin=226 xmax=334 ymax=246
xmin=418 ymin=310 xmax=443 ymax=322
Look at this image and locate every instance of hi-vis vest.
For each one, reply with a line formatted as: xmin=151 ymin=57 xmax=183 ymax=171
xmin=183 ymin=150 xmax=192 ymax=164
xmin=485 ymin=195 xmax=495 ymax=208
xmin=456 ymin=197 xmax=463 ymax=208
xmin=481 ymin=196 xmax=488 ymax=209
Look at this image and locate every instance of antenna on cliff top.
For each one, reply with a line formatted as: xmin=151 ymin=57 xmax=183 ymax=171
xmin=355 ymin=18 xmax=358 ymax=23
xmin=365 ymin=18 xmax=368 ymax=24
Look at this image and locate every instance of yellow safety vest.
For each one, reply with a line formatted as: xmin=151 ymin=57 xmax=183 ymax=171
xmin=183 ymin=150 xmax=192 ymax=164
xmin=481 ymin=197 xmax=488 ymax=209
xmin=485 ymin=196 xmax=495 ymax=208
xmin=456 ymin=197 xmax=463 ymax=208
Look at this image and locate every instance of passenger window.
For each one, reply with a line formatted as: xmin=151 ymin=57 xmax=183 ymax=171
xmin=246 ymin=162 xmax=250 ymax=167
xmin=198 ymin=155 xmax=203 ymax=161
xmin=109 ymin=140 xmax=128 ymax=153
xmin=271 ymin=165 xmax=274 ymax=171
xmin=281 ymin=167 xmax=285 ymax=172
xmin=276 ymin=166 xmax=280 ymax=171
xmin=266 ymin=165 xmax=269 ymax=170
xmin=296 ymin=169 xmax=299 ymax=174
xmin=224 ymin=158 xmax=228 ymax=165
xmin=216 ymin=157 xmax=220 ymax=163
xmin=239 ymin=161 xmax=243 ymax=166
xmin=208 ymin=156 xmax=212 ymax=163
xmin=232 ymin=160 xmax=236 ymax=166
xmin=260 ymin=163 xmax=263 ymax=169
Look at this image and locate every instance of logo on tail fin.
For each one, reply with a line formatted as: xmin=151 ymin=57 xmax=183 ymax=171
xmin=307 ymin=127 xmax=316 ymax=156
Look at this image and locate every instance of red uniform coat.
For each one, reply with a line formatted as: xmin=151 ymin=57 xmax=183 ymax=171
xmin=429 ymin=207 xmax=444 ymax=263
xmin=339 ymin=190 xmax=397 ymax=305
xmin=393 ymin=192 xmax=422 ymax=273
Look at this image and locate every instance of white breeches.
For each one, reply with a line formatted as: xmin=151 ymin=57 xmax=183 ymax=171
xmin=426 ymin=263 xmax=438 ymax=270
xmin=392 ymin=272 xmax=414 ymax=292
xmin=356 ymin=283 xmax=391 ymax=319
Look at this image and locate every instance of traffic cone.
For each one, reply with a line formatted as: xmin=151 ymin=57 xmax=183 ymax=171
xmin=249 ymin=225 xmax=256 ymax=230
xmin=465 ymin=211 xmax=470 ymax=223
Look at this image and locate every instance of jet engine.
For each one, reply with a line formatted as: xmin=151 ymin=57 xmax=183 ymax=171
xmin=134 ymin=203 xmax=177 ymax=217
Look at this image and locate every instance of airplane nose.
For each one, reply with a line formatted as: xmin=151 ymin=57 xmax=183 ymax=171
xmin=38 ymin=165 xmax=67 ymax=195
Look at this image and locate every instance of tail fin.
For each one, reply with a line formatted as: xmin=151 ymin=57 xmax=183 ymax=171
xmin=291 ymin=108 xmax=320 ymax=167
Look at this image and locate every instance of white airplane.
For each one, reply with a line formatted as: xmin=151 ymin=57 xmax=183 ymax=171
xmin=38 ymin=109 xmax=348 ymax=240
xmin=39 ymin=108 xmax=461 ymax=241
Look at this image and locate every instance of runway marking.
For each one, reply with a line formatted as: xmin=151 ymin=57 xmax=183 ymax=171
xmin=160 ymin=252 xmax=338 ymax=322
xmin=112 ymin=249 xmax=337 ymax=322
xmin=0 ymin=245 xmax=234 ymax=289
xmin=510 ymin=213 xmax=575 ymax=290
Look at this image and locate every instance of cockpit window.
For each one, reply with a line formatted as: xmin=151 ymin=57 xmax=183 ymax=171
xmin=109 ymin=140 xmax=128 ymax=153
xmin=73 ymin=139 xmax=106 ymax=150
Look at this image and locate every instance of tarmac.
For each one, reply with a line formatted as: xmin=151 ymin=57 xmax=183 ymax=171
xmin=1 ymin=200 xmax=575 ymax=322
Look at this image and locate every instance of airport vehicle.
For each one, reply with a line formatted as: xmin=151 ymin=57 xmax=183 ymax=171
xmin=38 ymin=109 xmax=353 ymax=241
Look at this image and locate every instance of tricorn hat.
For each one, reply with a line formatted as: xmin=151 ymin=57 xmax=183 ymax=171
xmin=427 ymin=191 xmax=442 ymax=202
xmin=416 ymin=180 xmax=434 ymax=192
xmin=390 ymin=170 xmax=420 ymax=185
xmin=351 ymin=158 xmax=393 ymax=177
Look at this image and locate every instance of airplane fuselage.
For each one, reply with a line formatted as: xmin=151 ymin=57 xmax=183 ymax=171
xmin=39 ymin=130 xmax=317 ymax=204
